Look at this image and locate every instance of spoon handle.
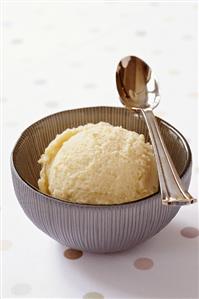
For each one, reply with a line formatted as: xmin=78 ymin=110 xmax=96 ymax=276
xmin=141 ymin=109 xmax=196 ymax=205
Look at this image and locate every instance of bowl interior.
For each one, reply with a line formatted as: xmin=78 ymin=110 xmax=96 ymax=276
xmin=12 ymin=106 xmax=190 ymax=192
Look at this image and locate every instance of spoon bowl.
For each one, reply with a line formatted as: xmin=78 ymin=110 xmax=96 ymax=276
xmin=116 ymin=56 xmax=160 ymax=110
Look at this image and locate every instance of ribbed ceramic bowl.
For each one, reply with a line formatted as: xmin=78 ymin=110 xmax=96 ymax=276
xmin=11 ymin=106 xmax=192 ymax=253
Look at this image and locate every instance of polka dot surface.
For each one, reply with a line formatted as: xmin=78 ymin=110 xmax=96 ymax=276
xmin=149 ymin=2 xmax=159 ymax=7
xmin=45 ymin=100 xmax=58 ymax=108
xmin=182 ymin=34 xmax=193 ymax=40
xmin=168 ymin=69 xmax=180 ymax=75
xmin=2 ymin=21 xmax=13 ymax=28
xmin=11 ymin=38 xmax=23 ymax=44
xmin=134 ymin=258 xmax=154 ymax=270
xmin=1 ymin=96 xmax=8 ymax=103
xmin=164 ymin=16 xmax=174 ymax=22
xmin=84 ymin=83 xmax=97 ymax=89
xmin=0 ymin=240 xmax=13 ymax=251
xmin=89 ymin=27 xmax=100 ymax=34
xmin=135 ymin=30 xmax=147 ymax=37
xmin=180 ymin=227 xmax=199 ymax=238
xmin=34 ymin=79 xmax=47 ymax=85
xmin=64 ymin=248 xmax=83 ymax=260
xmin=11 ymin=283 xmax=31 ymax=296
xmin=83 ymin=292 xmax=104 ymax=299
xmin=4 ymin=3 xmax=197 ymax=298
xmin=152 ymin=49 xmax=162 ymax=55
xmin=5 ymin=121 xmax=18 ymax=127
xmin=188 ymin=92 xmax=198 ymax=98
xmin=104 ymin=45 xmax=116 ymax=52
xmin=69 ymin=61 xmax=82 ymax=68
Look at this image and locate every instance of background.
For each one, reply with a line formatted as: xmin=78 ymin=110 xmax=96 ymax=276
xmin=2 ymin=1 xmax=199 ymax=298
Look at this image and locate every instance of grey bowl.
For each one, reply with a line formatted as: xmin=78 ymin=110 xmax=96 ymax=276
xmin=11 ymin=106 xmax=192 ymax=253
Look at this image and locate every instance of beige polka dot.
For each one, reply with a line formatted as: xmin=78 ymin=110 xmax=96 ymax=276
xmin=69 ymin=61 xmax=82 ymax=68
xmin=64 ymin=248 xmax=83 ymax=260
xmin=181 ymin=227 xmax=199 ymax=238
xmin=164 ymin=16 xmax=174 ymax=22
xmin=83 ymin=292 xmax=104 ymax=299
xmin=149 ymin=2 xmax=159 ymax=7
xmin=84 ymin=83 xmax=97 ymax=89
xmin=168 ymin=69 xmax=180 ymax=75
xmin=188 ymin=92 xmax=198 ymax=98
xmin=152 ymin=49 xmax=162 ymax=55
xmin=89 ymin=27 xmax=100 ymax=34
xmin=45 ymin=100 xmax=58 ymax=108
xmin=5 ymin=121 xmax=18 ymax=127
xmin=34 ymin=79 xmax=46 ymax=85
xmin=1 ymin=96 xmax=8 ymax=103
xmin=135 ymin=30 xmax=147 ymax=37
xmin=44 ymin=24 xmax=54 ymax=31
xmin=3 ymin=21 xmax=13 ymax=28
xmin=104 ymin=45 xmax=116 ymax=52
xmin=11 ymin=283 xmax=31 ymax=296
xmin=120 ymin=12 xmax=128 ymax=18
xmin=182 ymin=34 xmax=193 ymax=41
xmin=0 ymin=240 xmax=13 ymax=251
xmin=11 ymin=38 xmax=23 ymax=45
xmin=134 ymin=257 xmax=154 ymax=270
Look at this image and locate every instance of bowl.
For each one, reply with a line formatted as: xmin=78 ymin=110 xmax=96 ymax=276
xmin=11 ymin=106 xmax=192 ymax=253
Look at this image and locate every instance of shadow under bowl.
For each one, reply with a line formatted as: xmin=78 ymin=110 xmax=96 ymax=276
xmin=11 ymin=106 xmax=192 ymax=253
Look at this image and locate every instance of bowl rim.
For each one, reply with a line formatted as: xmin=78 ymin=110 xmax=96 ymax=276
xmin=11 ymin=106 xmax=192 ymax=208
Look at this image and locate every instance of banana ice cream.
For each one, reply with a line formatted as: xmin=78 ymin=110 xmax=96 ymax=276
xmin=38 ymin=122 xmax=158 ymax=204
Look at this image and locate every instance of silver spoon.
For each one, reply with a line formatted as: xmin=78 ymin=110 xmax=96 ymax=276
xmin=116 ymin=55 xmax=196 ymax=205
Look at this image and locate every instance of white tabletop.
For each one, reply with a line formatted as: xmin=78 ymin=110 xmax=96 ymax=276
xmin=2 ymin=2 xmax=199 ymax=299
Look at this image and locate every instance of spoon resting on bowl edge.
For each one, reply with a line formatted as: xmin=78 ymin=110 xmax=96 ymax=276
xmin=116 ymin=55 xmax=196 ymax=205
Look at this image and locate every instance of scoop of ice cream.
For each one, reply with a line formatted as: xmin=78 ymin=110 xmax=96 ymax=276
xmin=38 ymin=122 xmax=158 ymax=204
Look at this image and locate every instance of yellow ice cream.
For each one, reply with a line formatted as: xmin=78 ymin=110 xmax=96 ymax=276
xmin=38 ymin=122 xmax=158 ymax=204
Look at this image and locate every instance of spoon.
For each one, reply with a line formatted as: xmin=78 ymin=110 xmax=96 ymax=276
xmin=116 ymin=55 xmax=196 ymax=205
